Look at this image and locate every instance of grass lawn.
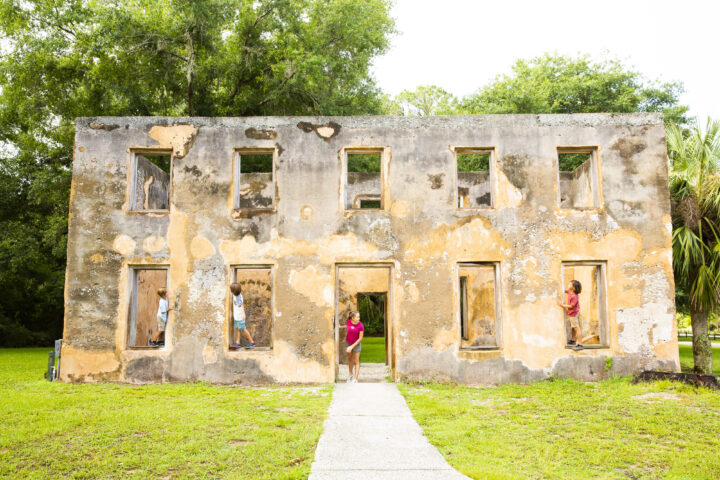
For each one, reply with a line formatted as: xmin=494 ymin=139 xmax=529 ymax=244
xmin=678 ymin=344 xmax=720 ymax=374
xmin=0 ymin=348 xmax=331 ymax=480
xmin=361 ymin=336 xmax=386 ymax=364
xmin=400 ymin=378 xmax=720 ymax=480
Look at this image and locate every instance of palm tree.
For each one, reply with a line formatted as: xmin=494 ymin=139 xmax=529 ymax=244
xmin=668 ymin=119 xmax=720 ymax=374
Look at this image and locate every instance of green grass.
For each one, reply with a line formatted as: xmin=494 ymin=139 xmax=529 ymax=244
xmin=361 ymin=336 xmax=386 ymax=364
xmin=0 ymin=348 xmax=331 ymax=479
xmin=678 ymin=344 xmax=720 ymax=374
xmin=400 ymin=378 xmax=720 ymax=480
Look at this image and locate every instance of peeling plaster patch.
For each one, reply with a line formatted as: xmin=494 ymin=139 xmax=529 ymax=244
xmin=90 ymin=253 xmax=104 ymax=263
xmin=143 ymin=236 xmax=165 ymax=253
xmin=522 ymin=333 xmax=555 ymax=348
xmin=60 ymin=347 xmax=119 ymax=381
xmin=288 ymin=265 xmax=333 ymax=307
xmin=190 ymin=236 xmax=216 ymax=260
xmin=187 ymin=266 xmax=226 ymax=325
xmin=203 ymin=345 xmax=218 ymax=364
xmin=300 ymin=205 xmax=314 ymax=220
xmin=525 ymin=293 xmax=537 ymax=303
xmin=618 ymin=303 xmax=673 ymax=353
xmin=427 ymin=173 xmax=445 ymax=189
xmin=495 ymin=169 xmax=523 ymax=207
xmin=89 ymin=122 xmax=119 ymax=131
xmin=367 ymin=218 xmax=398 ymax=251
xmin=259 ymin=340 xmax=333 ymax=383
xmin=296 ymin=121 xmax=341 ymax=143
xmin=405 ymin=281 xmax=420 ymax=303
xmin=113 ymin=234 xmax=136 ymax=255
xmin=245 ymin=127 xmax=277 ymax=140
xmin=148 ymin=124 xmax=198 ymax=158
xmin=391 ymin=200 xmax=409 ymax=218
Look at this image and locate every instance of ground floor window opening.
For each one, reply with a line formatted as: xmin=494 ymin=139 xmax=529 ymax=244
xmin=229 ymin=266 xmax=273 ymax=350
xmin=127 ymin=267 xmax=168 ymax=348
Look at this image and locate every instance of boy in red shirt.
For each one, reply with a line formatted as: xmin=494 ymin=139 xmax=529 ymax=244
xmin=558 ymin=280 xmax=584 ymax=350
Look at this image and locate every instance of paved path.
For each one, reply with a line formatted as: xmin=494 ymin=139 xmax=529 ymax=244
xmin=309 ymin=383 xmax=469 ymax=480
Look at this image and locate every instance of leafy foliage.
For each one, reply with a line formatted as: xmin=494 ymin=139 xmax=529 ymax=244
xmin=382 ymin=85 xmax=458 ymax=116
xmin=558 ymin=152 xmax=591 ymax=172
xmin=347 ymin=152 xmax=381 ymax=173
xmin=357 ymin=294 xmax=385 ymax=336
xmin=457 ymin=152 xmax=489 ymax=172
xmin=0 ymin=0 xmax=395 ymax=345
xmin=459 ymin=54 xmax=689 ymax=125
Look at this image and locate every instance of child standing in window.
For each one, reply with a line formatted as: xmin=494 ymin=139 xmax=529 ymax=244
xmin=231 ymin=283 xmax=255 ymax=349
xmin=558 ymin=280 xmax=583 ymax=350
xmin=150 ymin=288 xmax=172 ymax=346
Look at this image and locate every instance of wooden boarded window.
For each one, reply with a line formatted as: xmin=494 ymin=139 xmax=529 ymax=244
xmin=455 ymin=148 xmax=493 ymax=209
xmin=129 ymin=150 xmax=172 ymax=211
xmin=458 ymin=263 xmax=500 ymax=349
xmin=557 ymin=148 xmax=600 ymax=209
xmin=344 ymin=149 xmax=384 ymax=210
xmin=127 ymin=268 xmax=168 ymax=348
xmin=234 ymin=149 xmax=276 ymax=210
xmin=562 ymin=262 xmax=608 ymax=346
xmin=231 ymin=267 xmax=273 ymax=348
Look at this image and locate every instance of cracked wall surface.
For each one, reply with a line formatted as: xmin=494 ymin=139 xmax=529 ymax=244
xmin=62 ymin=114 xmax=678 ymax=384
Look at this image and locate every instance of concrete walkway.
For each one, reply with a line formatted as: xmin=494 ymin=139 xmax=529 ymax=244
xmin=309 ymin=383 xmax=469 ymax=479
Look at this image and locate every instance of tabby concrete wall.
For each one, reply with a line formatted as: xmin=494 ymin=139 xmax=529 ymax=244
xmin=61 ymin=114 xmax=678 ymax=384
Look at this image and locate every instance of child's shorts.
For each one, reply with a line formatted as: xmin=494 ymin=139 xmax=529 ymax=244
xmin=346 ymin=341 xmax=361 ymax=353
xmin=234 ymin=320 xmax=247 ymax=330
xmin=568 ymin=316 xmax=579 ymax=329
xmin=157 ymin=316 xmax=166 ymax=332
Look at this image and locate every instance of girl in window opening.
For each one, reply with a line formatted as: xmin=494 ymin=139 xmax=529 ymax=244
xmin=230 ymin=283 xmax=255 ymax=349
xmin=558 ymin=280 xmax=584 ymax=350
xmin=345 ymin=311 xmax=364 ymax=383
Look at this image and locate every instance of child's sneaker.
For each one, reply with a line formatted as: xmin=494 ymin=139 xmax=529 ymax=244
xmin=346 ymin=376 xmax=353 ymax=383
xmin=231 ymin=343 xmax=241 ymax=348
xmin=245 ymin=342 xmax=255 ymax=348
xmin=573 ymin=344 xmax=584 ymax=350
xmin=567 ymin=340 xmax=576 ymax=346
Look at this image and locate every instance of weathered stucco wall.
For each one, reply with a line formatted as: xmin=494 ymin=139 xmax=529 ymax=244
xmin=62 ymin=114 xmax=678 ymax=384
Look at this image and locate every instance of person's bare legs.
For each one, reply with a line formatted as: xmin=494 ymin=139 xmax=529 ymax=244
xmin=573 ymin=327 xmax=583 ymax=346
xmin=353 ymin=351 xmax=361 ymax=381
xmin=234 ymin=328 xmax=241 ymax=345
xmin=242 ymin=329 xmax=254 ymax=344
xmin=347 ymin=351 xmax=355 ymax=379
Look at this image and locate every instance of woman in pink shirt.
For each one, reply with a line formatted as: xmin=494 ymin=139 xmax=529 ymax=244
xmin=558 ymin=280 xmax=584 ymax=350
xmin=345 ymin=311 xmax=364 ymax=383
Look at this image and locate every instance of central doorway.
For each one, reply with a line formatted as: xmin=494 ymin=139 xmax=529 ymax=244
xmin=335 ymin=264 xmax=393 ymax=382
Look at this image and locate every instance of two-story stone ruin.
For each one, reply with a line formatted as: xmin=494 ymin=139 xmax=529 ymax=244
xmin=61 ymin=114 xmax=678 ymax=383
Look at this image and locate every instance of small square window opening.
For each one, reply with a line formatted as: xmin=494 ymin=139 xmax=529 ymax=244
xmin=558 ymin=149 xmax=599 ymax=209
xmin=234 ymin=150 xmax=275 ymax=210
xmin=456 ymin=149 xmax=493 ymax=209
xmin=345 ymin=151 xmax=383 ymax=210
xmin=129 ymin=151 xmax=172 ymax=211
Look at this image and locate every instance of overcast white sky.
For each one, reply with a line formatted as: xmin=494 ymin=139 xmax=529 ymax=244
xmin=372 ymin=0 xmax=720 ymax=121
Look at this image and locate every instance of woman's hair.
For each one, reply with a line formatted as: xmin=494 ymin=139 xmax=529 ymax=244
xmin=230 ymin=283 xmax=242 ymax=296
xmin=157 ymin=287 xmax=167 ymax=297
xmin=571 ymin=280 xmax=582 ymax=294
xmin=347 ymin=310 xmax=359 ymax=321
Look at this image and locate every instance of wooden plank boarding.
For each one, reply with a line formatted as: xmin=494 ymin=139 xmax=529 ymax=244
xmin=133 ymin=269 xmax=167 ymax=347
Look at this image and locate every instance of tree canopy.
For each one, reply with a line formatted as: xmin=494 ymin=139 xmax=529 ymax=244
xmin=0 ymin=0 xmax=395 ymax=345
xmin=384 ymin=54 xmax=688 ymax=125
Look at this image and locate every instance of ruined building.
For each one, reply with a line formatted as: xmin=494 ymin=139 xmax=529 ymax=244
xmin=61 ymin=114 xmax=678 ymax=383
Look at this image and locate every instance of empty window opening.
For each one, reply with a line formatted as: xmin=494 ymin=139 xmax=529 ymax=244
xmin=458 ymin=264 xmax=500 ymax=349
xmin=234 ymin=150 xmax=275 ymax=210
xmin=558 ymin=149 xmax=599 ymax=209
xmin=127 ymin=268 xmax=168 ymax=348
xmin=129 ymin=151 xmax=171 ymax=211
xmin=345 ymin=151 xmax=383 ymax=210
xmin=456 ymin=149 xmax=493 ymax=209
xmin=230 ymin=267 xmax=273 ymax=349
xmin=562 ymin=262 xmax=608 ymax=347
xmin=357 ymin=293 xmax=387 ymax=364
